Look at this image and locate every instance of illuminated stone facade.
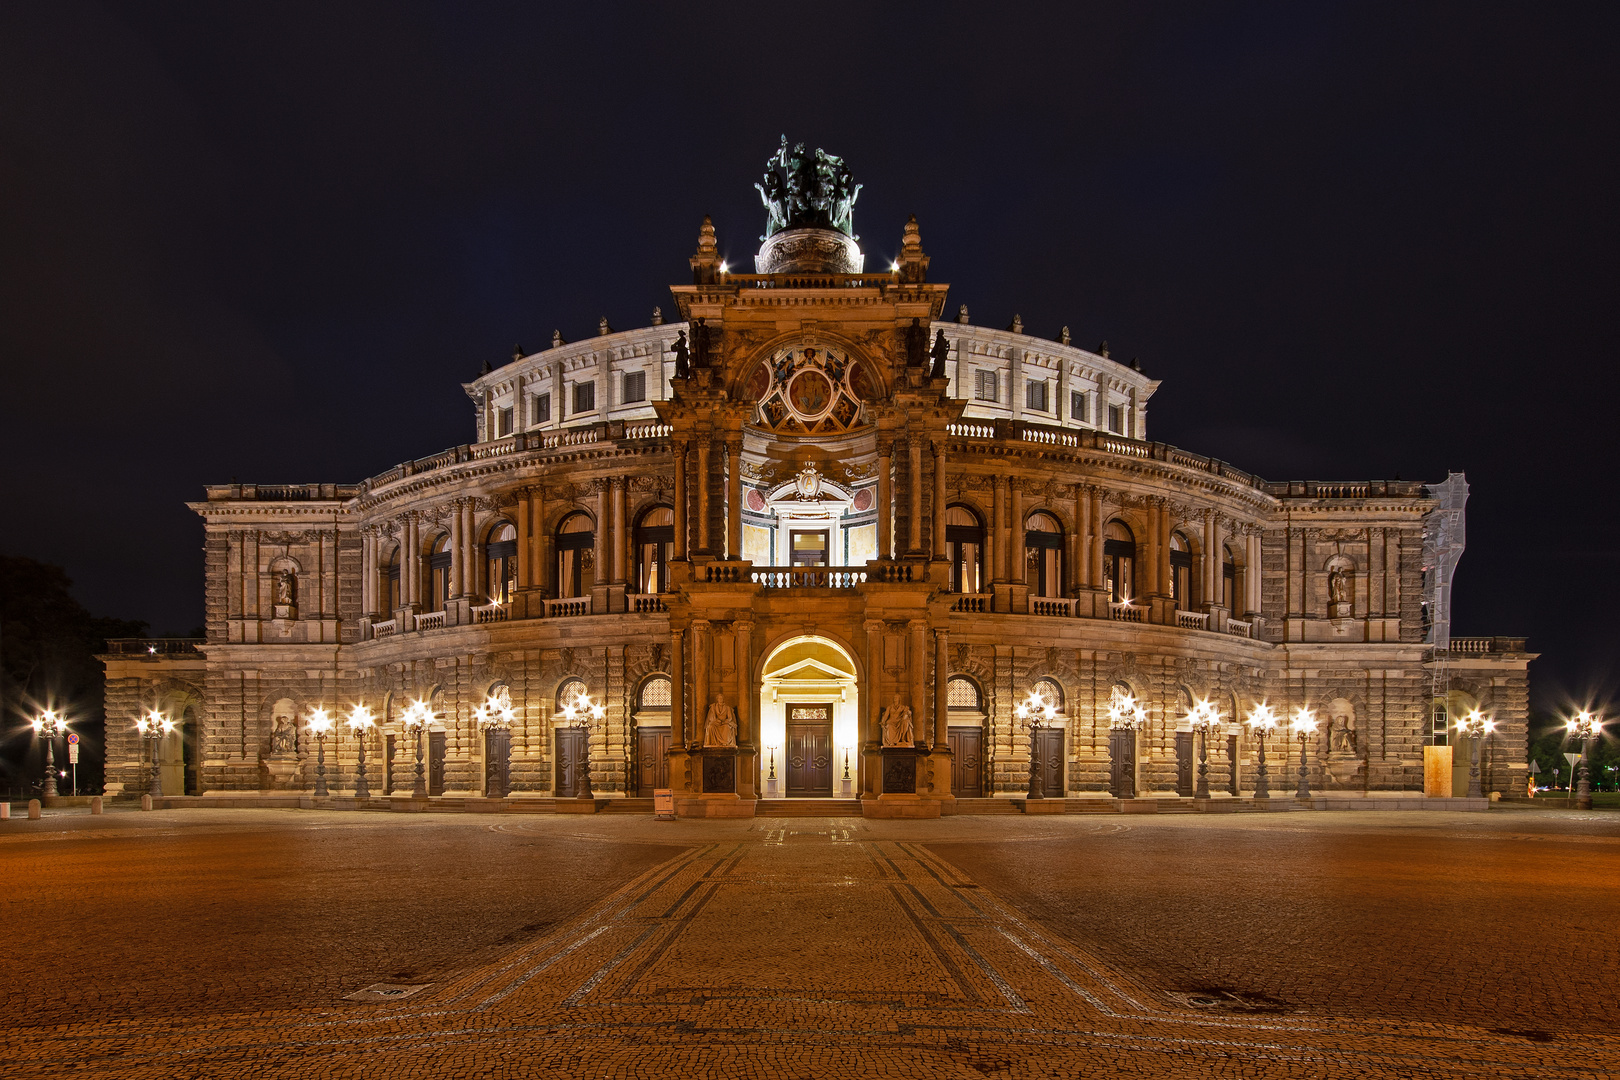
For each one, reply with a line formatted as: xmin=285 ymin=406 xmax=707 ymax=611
xmin=100 ymin=168 xmax=1532 ymax=811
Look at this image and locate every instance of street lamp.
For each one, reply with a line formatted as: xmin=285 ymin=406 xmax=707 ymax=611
xmin=1188 ymin=699 xmax=1224 ymax=800
xmin=1246 ymin=703 xmax=1278 ymax=799
xmin=30 ymin=710 xmax=69 ymax=799
xmin=307 ymin=706 xmax=334 ymax=797
xmin=560 ymin=688 xmax=605 ymax=800
xmin=476 ymin=694 xmax=515 ymax=798
xmin=401 ymin=699 xmax=434 ymax=798
xmin=1567 ymin=710 xmax=1604 ymax=810
xmin=134 ymin=708 xmax=177 ymax=797
xmin=1014 ymin=688 xmax=1060 ymax=800
xmin=1452 ymin=708 xmax=1488 ymax=799
xmin=1107 ymin=693 xmax=1147 ymax=799
xmin=1291 ymin=705 xmax=1317 ymax=800
xmin=346 ymin=704 xmax=376 ymax=799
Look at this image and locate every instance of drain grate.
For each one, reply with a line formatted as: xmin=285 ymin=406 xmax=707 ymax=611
xmin=345 ymin=983 xmax=430 ymax=1003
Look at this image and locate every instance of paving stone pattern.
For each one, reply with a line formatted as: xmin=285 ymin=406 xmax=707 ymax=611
xmin=2 ymin=809 xmax=1614 ymax=1078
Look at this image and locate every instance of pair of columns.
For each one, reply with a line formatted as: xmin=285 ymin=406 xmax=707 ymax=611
xmin=876 ymin=436 xmax=945 ymax=561
xmin=672 ymin=439 xmax=742 ymax=559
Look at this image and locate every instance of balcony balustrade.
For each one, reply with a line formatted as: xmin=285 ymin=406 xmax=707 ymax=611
xmin=471 ymin=602 xmax=509 ymax=624
xmin=413 ymin=611 xmax=446 ymax=632
xmin=544 ymin=597 xmax=591 ymax=618
xmin=370 ymin=619 xmax=398 ymax=639
xmin=1176 ymin=610 xmax=1210 ymax=631
xmin=631 ymin=594 xmax=668 ymax=613
xmin=1226 ymin=618 xmax=1253 ymax=638
xmin=751 ymin=567 xmax=868 ymax=589
xmin=1109 ymin=601 xmax=1146 ymax=623
xmin=1031 ymin=597 xmax=1076 ymax=617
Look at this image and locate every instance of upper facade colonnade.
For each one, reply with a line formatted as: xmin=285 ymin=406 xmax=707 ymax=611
xmin=464 ymin=320 xmax=1159 ymax=446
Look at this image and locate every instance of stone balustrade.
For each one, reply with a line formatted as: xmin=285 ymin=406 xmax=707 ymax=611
xmin=1109 ymin=601 xmax=1146 ymax=623
xmin=1449 ymin=636 xmax=1529 ymax=654
xmin=413 ymin=611 xmax=445 ymax=631
xmin=1176 ymin=610 xmax=1210 ymax=630
xmin=471 ymin=603 xmax=509 ymax=624
xmin=544 ymin=597 xmax=591 ymax=618
xmin=751 ymin=567 xmax=868 ymax=589
xmin=103 ymin=638 xmax=204 ymax=656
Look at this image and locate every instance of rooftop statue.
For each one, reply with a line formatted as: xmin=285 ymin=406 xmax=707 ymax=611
xmin=755 ymin=136 xmax=862 ymax=240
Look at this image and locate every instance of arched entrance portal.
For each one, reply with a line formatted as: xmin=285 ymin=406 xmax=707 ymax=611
xmin=758 ymin=636 xmax=860 ymax=798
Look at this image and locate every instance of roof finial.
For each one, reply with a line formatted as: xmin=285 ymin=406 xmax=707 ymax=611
xmin=1059 ymin=326 xmax=1070 ymax=346
xmin=651 ymin=306 xmax=663 ymax=326
xmin=1007 ymin=314 xmax=1023 ymax=334
xmin=512 ymin=343 xmax=525 ymax=364
xmin=599 ymin=316 xmax=612 ymax=337
xmin=957 ymin=304 xmax=970 ymax=325
xmin=552 ymin=330 xmax=565 ymax=349
xmin=1097 ymin=339 xmax=1110 ymax=358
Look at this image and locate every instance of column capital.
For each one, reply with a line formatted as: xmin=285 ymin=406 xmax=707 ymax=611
xmin=908 ymin=618 xmax=930 ymax=633
xmin=862 ymin=619 xmax=884 ymax=636
xmin=691 ymin=618 xmax=712 ymax=632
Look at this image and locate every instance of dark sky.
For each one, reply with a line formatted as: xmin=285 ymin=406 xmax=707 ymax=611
xmin=2 ymin=2 xmax=1615 ymax=713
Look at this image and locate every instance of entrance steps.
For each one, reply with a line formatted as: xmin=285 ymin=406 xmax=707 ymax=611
xmin=756 ymin=799 xmax=864 ymax=817
xmin=950 ymin=798 xmax=1022 ymax=815
xmin=602 ymin=798 xmax=655 ymax=814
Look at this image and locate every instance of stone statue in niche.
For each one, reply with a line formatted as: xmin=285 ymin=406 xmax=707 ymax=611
xmin=930 ymin=330 xmax=949 ymax=378
xmin=269 ymin=700 xmax=297 ymax=755
xmin=273 ymin=570 xmax=297 ymax=619
xmin=1327 ymin=699 xmax=1357 ymax=754
xmin=692 ymin=318 xmax=711 ymax=369
xmin=1327 ymin=566 xmax=1351 ymax=617
xmin=704 ymin=693 xmax=737 ymax=748
xmin=882 ymin=695 xmax=915 ymax=747
xmin=905 ymin=317 xmax=927 ymax=367
xmin=671 ymin=330 xmax=691 ymax=379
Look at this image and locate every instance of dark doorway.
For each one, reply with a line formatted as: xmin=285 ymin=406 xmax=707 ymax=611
xmin=485 ymin=727 xmax=511 ymax=798
xmin=1175 ymin=730 xmax=1194 ymax=796
xmin=427 ymin=731 xmax=447 ymax=795
xmin=1227 ymin=734 xmax=1240 ymax=796
xmin=636 ymin=726 xmax=671 ymax=796
xmin=1109 ymin=727 xmax=1136 ymax=797
xmin=555 ymin=727 xmax=587 ymax=797
xmin=1036 ymin=727 xmax=1064 ymax=797
xmin=786 ymin=704 xmax=833 ymax=795
xmin=385 ymin=734 xmax=396 ymax=794
xmin=789 ymin=530 xmax=829 ymax=567
xmin=948 ymin=726 xmax=983 ymax=797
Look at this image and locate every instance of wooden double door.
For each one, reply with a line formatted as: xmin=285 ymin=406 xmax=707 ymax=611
xmin=948 ymin=726 xmax=984 ymax=798
xmin=555 ymin=728 xmax=587 ymax=797
xmin=785 ymin=704 xmax=833 ymax=796
xmin=636 ymin=726 xmax=671 ymax=796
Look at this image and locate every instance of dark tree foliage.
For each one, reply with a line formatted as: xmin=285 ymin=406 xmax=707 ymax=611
xmin=1527 ymin=713 xmax=1619 ymax=793
xmin=1 ymin=555 xmax=147 ymax=796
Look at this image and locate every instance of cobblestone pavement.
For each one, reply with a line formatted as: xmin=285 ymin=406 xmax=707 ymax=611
xmin=2 ymin=808 xmax=1614 ymax=1078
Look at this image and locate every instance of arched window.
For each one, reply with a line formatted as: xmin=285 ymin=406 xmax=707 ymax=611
xmin=1032 ymin=677 xmax=1065 ymax=712
xmin=429 ymin=534 xmax=453 ymax=612
xmin=945 ymin=505 xmax=984 ymax=593
xmin=1025 ymin=512 xmax=1063 ymax=598
xmin=1103 ymin=521 xmax=1135 ymax=603
xmin=1222 ymin=543 xmax=1237 ymax=611
xmin=557 ymin=678 xmax=588 ymax=712
xmin=639 ymin=676 xmax=672 ymax=709
xmin=384 ymin=546 xmax=401 ymax=613
xmin=947 ymin=677 xmax=982 ymax=712
xmin=1170 ymin=531 xmax=1193 ymax=610
xmin=556 ymin=513 xmax=595 ymax=599
xmin=486 ymin=523 xmax=517 ymax=604
xmin=635 ymin=507 xmax=674 ymax=594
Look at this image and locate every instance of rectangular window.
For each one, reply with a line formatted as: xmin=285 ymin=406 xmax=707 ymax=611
xmin=1070 ymin=390 xmax=1088 ymax=423
xmin=497 ymin=406 xmax=513 ymax=437
xmin=1025 ymin=379 xmax=1048 ymax=412
xmin=622 ymin=370 xmax=646 ymax=404
xmin=1107 ymin=403 xmax=1124 ymax=434
xmin=572 ymin=380 xmax=596 ymax=414
xmin=974 ymin=370 xmax=998 ymax=402
xmin=531 ymin=392 xmax=551 ymax=425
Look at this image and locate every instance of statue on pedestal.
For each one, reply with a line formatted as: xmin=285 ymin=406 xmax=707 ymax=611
xmin=930 ymin=330 xmax=949 ymax=378
xmin=704 ymin=693 xmax=737 ymax=748
xmin=882 ymin=695 xmax=914 ymax=747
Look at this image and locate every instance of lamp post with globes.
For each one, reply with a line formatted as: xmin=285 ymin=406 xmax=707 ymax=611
xmin=560 ymin=688 xmax=606 ymax=800
xmin=346 ymin=704 xmax=376 ymax=798
xmin=1246 ymin=703 xmax=1278 ymax=800
xmin=31 ymin=710 xmax=69 ymax=800
xmin=307 ymin=706 xmax=334 ymax=797
xmin=135 ymin=709 xmax=177 ymax=797
xmin=1452 ymin=709 xmax=1488 ymax=799
xmin=1568 ymin=710 xmax=1604 ymax=810
xmin=1188 ymin=699 xmax=1223 ymax=800
xmin=401 ymin=700 xmax=433 ymax=798
xmin=1107 ymin=693 xmax=1147 ymax=799
xmin=475 ymin=694 xmax=515 ymax=798
xmin=1014 ymin=688 xmax=1059 ymax=800
xmin=1291 ymin=706 xmax=1318 ymax=800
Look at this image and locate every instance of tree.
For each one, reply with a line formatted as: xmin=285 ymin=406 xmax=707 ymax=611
xmin=1 ymin=556 xmax=147 ymax=796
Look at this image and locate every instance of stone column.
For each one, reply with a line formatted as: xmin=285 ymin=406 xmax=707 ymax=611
xmin=672 ymin=441 xmax=688 ymax=560
xmin=877 ymin=443 xmax=892 ymax=560
xmin=1089 ymin=490 xmax=1104 ymax=591
xmin=1073 ymin=486 xmax=1089 ymax=590
xmin=909 ymin=619 xmax=928 ymax=741
xmin=726 ymin=438 xmax=742 ymax=561
xmin=244 ymin=530 xmax=260 ymax=620
xmin=1248 ymin=531 xmax=1263 ymax=615
xmin=697 ymin=441 xmax=711 ymax=554
xmin=692 ymin=620 xmax=711 ymax=745
xmin=934 ymin=628 xmax=949 ymax=749
xmin=1203 ymin=508 xmax=1220 ymax=610
xmin=907 ymin=435 xmax=924 ymax=555
xmin=991 ymin=474 xmax=1007 ymax=582
xmin=449 ymin=500 xmax=464 ymax=598
xmin=735 ymin=620 xmax=753 ymax=746
xmin=1008 ymin=480 xmax=1024 ymax=585
xmin=595 ymin=480 xmax=609 ymax=582
xmin=1144 ymin=500 xmax=1160 ymax=596
xmin=361 ymin=530 xmax=374 ymax=615
xmin=864 ymin=619 xmax=883 ymax=746
xmin=464 ymin=499 xmax=478 ymax=599
xmin=932 ymin=440 xmax=947 ymax=559
xmin=611 ymin=477 xmax=627 ymax=585
xmin=516 ymin=489 xmax=532 ymax=589
xmin=405 ymin=514 xmax=420 ymax=606
xmin=1159 ymin=505 xmax=1173 ymax=603
xmin=670 ymin=627 xmax=686 ymax=746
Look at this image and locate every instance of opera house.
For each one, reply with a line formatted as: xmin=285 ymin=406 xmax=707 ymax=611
xmin=102 ymin=141 xmax=1531 ymax=815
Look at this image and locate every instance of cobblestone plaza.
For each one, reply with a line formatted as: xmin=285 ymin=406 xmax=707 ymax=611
xmin=4 ymin=808 xmax=1613 ymax=1078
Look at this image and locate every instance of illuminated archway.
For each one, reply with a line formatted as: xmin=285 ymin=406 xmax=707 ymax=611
xmin=758 ymin=635 xmax=859 ymax=798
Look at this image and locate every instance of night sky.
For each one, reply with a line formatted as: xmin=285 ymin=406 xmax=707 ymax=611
xmin=2 ymin=3 xmax=1615 ymax=713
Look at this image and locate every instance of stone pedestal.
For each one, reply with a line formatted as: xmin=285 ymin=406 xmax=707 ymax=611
xmin=865 ymin=745 xmax=942 ymax=818
xmin=880 ymin=747 xmax=918 ymax=794
xmin=700 ymin=747 xmax=737 ymax=794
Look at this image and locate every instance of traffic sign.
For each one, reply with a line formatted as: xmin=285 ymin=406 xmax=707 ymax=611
xmin=68 ymin=744 xmax=79 ymax=763
xmin=67 ymin=733 xmax=80 ymax=745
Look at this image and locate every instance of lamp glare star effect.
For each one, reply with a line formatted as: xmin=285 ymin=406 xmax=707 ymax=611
xmin=1246 ymin=703 xmax=1279 ymax=799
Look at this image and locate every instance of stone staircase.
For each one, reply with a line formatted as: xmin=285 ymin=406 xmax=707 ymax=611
xmin=756 ymin=798 xmax=865 ymax=817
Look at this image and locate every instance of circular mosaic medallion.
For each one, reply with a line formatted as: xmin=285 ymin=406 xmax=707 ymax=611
xmin=852 ymin=487 xmax=873 ymax=512
xmin=787 ymin=369 xmax=833 ymax=417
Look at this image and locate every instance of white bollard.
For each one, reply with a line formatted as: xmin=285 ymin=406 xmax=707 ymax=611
xmin=0 ymin=803 xmax=9 ymax=820
xmin=90 ymin=796 xmax=103 ymax=815
xmin=28 ymin=799 xmax=42 ymax=820
xmin=140 ymin=794 xmax=153 ymax=811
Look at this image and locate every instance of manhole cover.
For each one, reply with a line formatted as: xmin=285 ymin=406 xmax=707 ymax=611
xmin=345 ymin=983 xmax=430 ymax=1003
